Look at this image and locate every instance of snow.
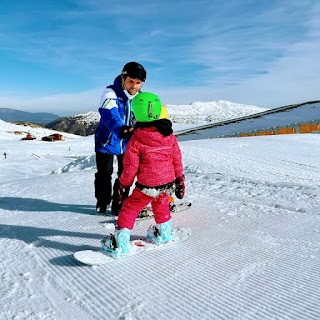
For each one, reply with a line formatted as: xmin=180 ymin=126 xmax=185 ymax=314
xmin=1 ymin=109 xmax=320 ymax=320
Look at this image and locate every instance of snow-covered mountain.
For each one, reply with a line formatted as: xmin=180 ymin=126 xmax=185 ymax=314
xmin=45 ymin=100 xmax=268 ymax=136
xmin=166 ymin=100 xmax=267 ymax=124
xmin=45 ymin=111 xmax=100 ymax=136
xmin=76 ymin=100 xmax=267 ymax=125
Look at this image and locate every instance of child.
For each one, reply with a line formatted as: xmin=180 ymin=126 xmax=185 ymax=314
xmin=102 ymin=92 xmax=185 ymax=257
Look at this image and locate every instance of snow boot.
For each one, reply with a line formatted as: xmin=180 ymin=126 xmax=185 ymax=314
xmin=96 ymin=201 xmax=107 ymax=214
xmin=147 ymin=219 xmax=173 ymax=245
xmin=101 ymin=228 xmax=131 ymax=258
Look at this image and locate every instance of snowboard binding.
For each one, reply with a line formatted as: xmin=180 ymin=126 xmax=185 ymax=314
xmin=147 ymin=219 xmax=173 ymax=245
xmin=101 ymin=228 xmax=131 ymax=258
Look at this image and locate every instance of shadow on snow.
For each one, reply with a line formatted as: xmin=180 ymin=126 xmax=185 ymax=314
xmin=0 ymin=223 xmax=104 ymax=267
xmin=0 ymin=197 xmax=94 ymax=215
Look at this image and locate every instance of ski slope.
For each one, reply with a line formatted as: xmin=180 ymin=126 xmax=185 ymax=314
xmin=177 ymin=100 xmax=320 ymax=140
xmin=0 ymin=118 xmax=320 ymax=319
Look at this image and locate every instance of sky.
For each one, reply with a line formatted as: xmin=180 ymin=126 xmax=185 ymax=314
xmin=1 ymin=113 xmax=320 ymax=319
xmin=1 ymin=0 xmax=320 ymax=116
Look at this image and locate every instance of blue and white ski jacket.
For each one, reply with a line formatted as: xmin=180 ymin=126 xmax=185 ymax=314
xmin=95 ymin=75 xmax=134 ymax=155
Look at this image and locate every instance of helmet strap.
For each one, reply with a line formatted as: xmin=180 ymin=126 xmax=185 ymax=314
xmin=148 ymin=101 xmax=153 ymax=118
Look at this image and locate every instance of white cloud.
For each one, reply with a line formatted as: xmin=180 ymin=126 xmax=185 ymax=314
xmin=0 ymin=88 xmax=102 ymax=116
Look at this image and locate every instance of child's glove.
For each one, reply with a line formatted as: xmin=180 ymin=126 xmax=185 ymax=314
xmin=117 ymin=183 xmax=130 ymax=205
xmin=120 ymin=125 xmax=134 ymax=139
xmin=175 ymin=175 xmax=185 ymax=199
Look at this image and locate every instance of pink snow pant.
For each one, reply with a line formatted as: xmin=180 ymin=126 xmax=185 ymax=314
xmin=117 ymin=187 xmax=171 ymax=230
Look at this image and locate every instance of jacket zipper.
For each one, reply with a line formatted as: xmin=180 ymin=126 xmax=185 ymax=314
xmin=103 ymin=132 xmax=112 ymax=147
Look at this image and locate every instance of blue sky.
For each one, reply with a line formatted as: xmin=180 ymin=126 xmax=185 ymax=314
xmin=1 ymin=0 xmax=320 ymax=116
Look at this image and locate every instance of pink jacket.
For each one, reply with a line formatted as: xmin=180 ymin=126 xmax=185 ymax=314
xmin=119 ymin=127 xmax=183 ymax=188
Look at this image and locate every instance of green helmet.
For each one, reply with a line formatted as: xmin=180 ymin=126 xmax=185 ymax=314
xmin=132 ymin=92 xmax=162 ymax=122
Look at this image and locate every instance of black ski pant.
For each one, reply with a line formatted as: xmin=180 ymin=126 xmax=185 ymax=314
xmin=94 ymin=152 xmax=124 ymax=207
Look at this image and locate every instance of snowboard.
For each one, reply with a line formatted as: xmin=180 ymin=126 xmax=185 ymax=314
xmin=74 ymin=226 xmax=191 ymax=266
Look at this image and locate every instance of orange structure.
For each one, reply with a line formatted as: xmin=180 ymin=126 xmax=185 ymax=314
xmin=299 ymin=122 xmax=320 ymax=133
xmin=277 ymin=127 xmax=296 ymax=135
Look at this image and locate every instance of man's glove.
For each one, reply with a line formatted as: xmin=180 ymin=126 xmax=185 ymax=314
xmin=118 ymin=183 xmax=130 ymax=205
xmin=175 ymin=175 xmax=185 ymax=199
xmin=120 ymin=125 xmax=134 ymax=139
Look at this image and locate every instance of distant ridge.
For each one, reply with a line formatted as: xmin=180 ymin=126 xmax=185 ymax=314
xmin=0 ymin=107 xmax=59 ymax=125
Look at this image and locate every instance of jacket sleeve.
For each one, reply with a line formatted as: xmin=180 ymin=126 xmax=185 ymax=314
xmin=172 ymin=136 xmax=184 ymax=178
xmin=119 ymin=138 xmax=140 ymax=187
xmin=99 ymin=89 xmax=124 ymax=134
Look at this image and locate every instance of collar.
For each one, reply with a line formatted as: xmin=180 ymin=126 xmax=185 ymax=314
xmin=123 ymin=90 xmax=138 ymax=100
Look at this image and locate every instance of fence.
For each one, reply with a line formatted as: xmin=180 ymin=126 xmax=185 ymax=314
xmin=223 ymin=120 xmax=320 ymax=138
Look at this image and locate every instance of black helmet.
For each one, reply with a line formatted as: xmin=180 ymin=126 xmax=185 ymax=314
xmin=121 ymin=62 xmax=147 ymax=81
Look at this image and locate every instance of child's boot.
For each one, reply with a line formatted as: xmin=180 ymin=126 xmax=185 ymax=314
xmin=101 ymin=228 xmax=131 ymax=258
xmin=115 ymin=228 xmax=131 ymax=256
xmin=147 ymin=219 xmax=173 ymax=245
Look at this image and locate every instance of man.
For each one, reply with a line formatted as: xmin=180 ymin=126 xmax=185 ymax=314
xmin=94 ymin=62 xmax=146 ymax=214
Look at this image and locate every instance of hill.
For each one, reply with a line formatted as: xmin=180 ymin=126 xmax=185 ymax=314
xmin=0 ymin=107 xmax=59 ymax=125
xmin=46 ymin=111 xmax=99 ymax=136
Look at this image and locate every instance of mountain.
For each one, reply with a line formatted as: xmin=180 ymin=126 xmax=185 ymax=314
xmin=0 ymin=107 xmax=59 ymax=125
xmin=166 ymin=100 xmax=268 ymax=124
xmin=46 ymin=111 xmax=100 ymax=136
xmin=45 ymin=100 xmax=267 ymax=136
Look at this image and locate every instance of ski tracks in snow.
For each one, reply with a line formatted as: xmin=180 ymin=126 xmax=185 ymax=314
xmin=181 ymin=138 xmax=320 ymax=217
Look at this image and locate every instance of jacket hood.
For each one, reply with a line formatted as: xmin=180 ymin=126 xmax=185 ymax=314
xmin=135 ymin=119 xmax=173 ymax=136
xmin=110 ymin=75 xmax=128 ymax=102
